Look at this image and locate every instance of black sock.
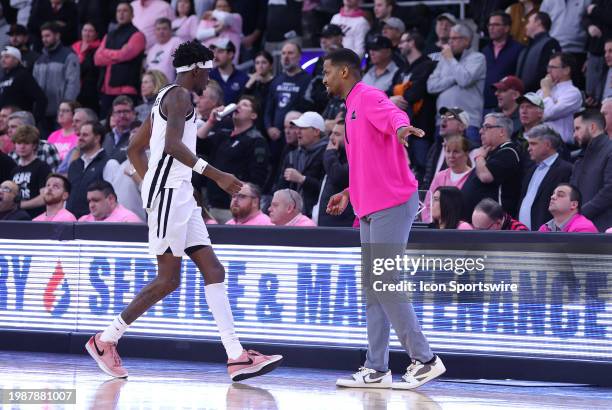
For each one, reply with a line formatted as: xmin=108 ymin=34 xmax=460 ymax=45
xmin=424 ymin=355 xmax=437 ymax=365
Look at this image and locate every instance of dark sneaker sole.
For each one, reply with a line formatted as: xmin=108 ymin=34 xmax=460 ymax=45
xmin=231 ymin=357 xmax=283 ymax=382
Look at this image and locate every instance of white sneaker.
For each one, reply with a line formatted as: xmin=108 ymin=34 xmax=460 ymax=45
xmin=392 ymin=356 xmax=446 ymax=390
xmin=336 ymin=367 xmax=392 ymax=389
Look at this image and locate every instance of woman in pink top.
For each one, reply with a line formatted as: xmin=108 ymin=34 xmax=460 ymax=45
xmin=430 ymin=186 xmax=472 ymax=230
xmin=422 ymin=136 xmax=473 ymax=223
xmin=47 ymin=101 xmax=79 ymax=160
xmin=172 ymin=0 xmax=200 ymax=42
xmin=196 ymin=0 xmax=242 ymax=63
xmin=324 ymin=49 xmax=446 ymax=389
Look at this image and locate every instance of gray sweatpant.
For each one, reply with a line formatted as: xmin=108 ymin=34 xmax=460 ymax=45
xmin=360 ymin=193 xmax=433 ymax=372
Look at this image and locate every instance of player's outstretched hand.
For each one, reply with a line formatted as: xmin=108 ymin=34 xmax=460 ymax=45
xmin=217 ymin=172 xmax=243 ymax=195
xmin=326 ymin=190 xmax=349 ymax=216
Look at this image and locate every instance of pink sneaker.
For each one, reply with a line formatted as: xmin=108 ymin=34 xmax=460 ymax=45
xmin=85 ymin=333 xmax=128 ymax=378
xmin=227 ymin=350 xmax=283 ymax=382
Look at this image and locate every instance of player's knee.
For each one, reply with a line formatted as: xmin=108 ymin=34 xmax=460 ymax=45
xmin=206 ymin=263 xmax=226 ymax=284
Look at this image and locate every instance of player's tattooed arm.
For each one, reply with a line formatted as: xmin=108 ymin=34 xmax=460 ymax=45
xmin=128 ymin=115 xmax=152 ymax=179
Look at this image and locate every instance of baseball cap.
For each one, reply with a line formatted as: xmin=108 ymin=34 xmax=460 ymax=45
xmin=439 ymin=107 xmax=469 ymax=127
xmin=516 ymin=92 xmax=544 ymax=109
xmin=383 ymin=17 xmax=406 ymax=34
xmin=437 ymin=12 xmax=457 ymax=25
xmin=291 ymin=111 xmax=325 ymax=132
xmin=493 ymin=76 xmax=524 ymax=93
xmin=321 ymin=24 xmax=343 ymax=38
xmin=367 ymin=35 xmax=393 ymax=50
xmin=7 ymin=24 xmax=28 ymax=36
xmin=210 ymin=38 xmax=236 ymax=53
xmin=1 ymin=46 xmax=22 ymax=64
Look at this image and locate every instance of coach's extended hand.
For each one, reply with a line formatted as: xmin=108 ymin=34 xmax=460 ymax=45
xmin=397 ymin=126 xmax=425 ymax=148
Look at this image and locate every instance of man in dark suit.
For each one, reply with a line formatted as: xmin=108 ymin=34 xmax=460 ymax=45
xmin=518 ymin=125 xmax=572 ymax=230
xmin=570 ymin=110 xmax=612 ymax=232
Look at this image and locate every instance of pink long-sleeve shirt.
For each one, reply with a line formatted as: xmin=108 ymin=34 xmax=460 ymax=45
xmin=344 ymin=82 xmax=418 ymax=217
xmin=94 ymin=30 xmax=146 ymax=96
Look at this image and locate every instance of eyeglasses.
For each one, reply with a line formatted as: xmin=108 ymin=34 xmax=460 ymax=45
xmin=113 ymin=109 xmax=133 ymax=116
xmin=440 ymin=114 xmax=458 ymax=121
xmin=449 ymin=36 xmax=464 ymax=41
xmin=231 ymin=193 xmax=255 ymax=200
xmin=481 ymin=124 xmax=503 ymax=130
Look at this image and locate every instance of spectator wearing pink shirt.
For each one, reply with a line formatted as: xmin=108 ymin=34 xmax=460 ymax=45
xmin=78 ymin=180 xmax=142 ymax=223
xmin=422 ymin=136 xmax=473 ymax=223
xmin=131 ymin=0 xmax=175 ymax=51
xmin=145 ymin=18 xmax=183 ymax=82
xmin=33 ymin=173 xmax=77 ymax=222
xmin=269 ymin=189 xmax=316 ymax=227
xmin=172 ymin=0 xmax=200 ymax=42
xmin=539 ymin=183 xmax=598 ymax=233
xmin=196 ymin=0 xmax=242 ymax=64
xmin=47 ymin=101 xmax=79 ymax=161
xmin=226 ymin=183 xmax=273 ymax=226
xmin=430 ymin=186 xmax=472 ymax=230
xmin=0 ymin=105 xmax=19 ymax=154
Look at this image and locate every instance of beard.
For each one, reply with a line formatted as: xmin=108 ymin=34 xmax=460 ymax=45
xmin=230 ymin=205 xmax=251 ymax=220
xmin=44 ymin=194 xmax=63 ymax=206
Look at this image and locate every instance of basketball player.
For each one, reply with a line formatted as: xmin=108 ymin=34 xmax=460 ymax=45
xmin=85 ymin=41 xmax=283 ymax=381
xmin=324 ymin=48 xmax=446 ymax=389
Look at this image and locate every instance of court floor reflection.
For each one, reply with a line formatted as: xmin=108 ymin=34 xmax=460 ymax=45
xmin=0 ymin=351 xmax=609 ymax=409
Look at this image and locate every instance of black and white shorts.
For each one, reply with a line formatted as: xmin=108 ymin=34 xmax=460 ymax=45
xmin=147 ymin=181 xmax=211 ymax=256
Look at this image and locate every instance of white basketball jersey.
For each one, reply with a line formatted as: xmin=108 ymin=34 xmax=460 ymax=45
xmin=141 ymin=84 xmax=197 ymax=210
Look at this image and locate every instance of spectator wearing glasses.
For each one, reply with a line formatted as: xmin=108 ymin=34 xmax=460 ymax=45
xmin=481 ymin=11 xmax=524 ymax=113
xmin=103 ymin=95 xmax=137 ymax=164
xmin=47 ymin=100 xmax=80 ymax=161
xmin=268 ymin=188 xmax=316 ymax=227
xmin=537 ymin=52 xmax=583 ymax=144
xmin=78 ymin=180 xmax=142 ymax=222
xmin=0 ymin=180 xmax=30 ymax=220
xmin=471 ymin=198 xmax=529 ymax=231
xmin=422 ymin=107 xmax=473 ymax=190
xmin=427 ymin=23 xmax=486 ymax=146
xmin=538 ymin=183 xmax=597 ymax=233
xmin=462 ymin=113 xmax=523 ymax=219
xmin=429 ymin=186 xmax=472 ymax=230
xmin=32 ymin=173 xmax=77 ymax=222
xmin=226 ymin=183 xmax=272 ymax=226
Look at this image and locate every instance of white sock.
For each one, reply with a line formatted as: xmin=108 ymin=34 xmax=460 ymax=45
xmin=204 ymin=282 xmax=244 ymax=359
xmin=100 ymin=315 xmax=129 ymax=343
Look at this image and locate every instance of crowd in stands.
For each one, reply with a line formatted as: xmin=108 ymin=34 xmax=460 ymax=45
xmin=0 ymin=0 xmax=612 ymax=234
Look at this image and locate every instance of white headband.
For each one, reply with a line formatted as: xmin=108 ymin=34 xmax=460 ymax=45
xmin=176 ymin=61 xmax=213 ymax=73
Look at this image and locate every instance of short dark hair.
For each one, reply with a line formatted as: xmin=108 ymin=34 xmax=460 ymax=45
xmin=46 ymin=173 xmax=71 ymax=194
xmin=434 ymin=186 xmax=465 ymax=229
xmin=87 ymin=180 xmax=117 ymax=200
xmin=550 ymin=52 xmax=575 ymax=73
xmin=534 ymin=12 xmax=552 ymax=32
xmin=238 ymin=95 xmax=260 ymax=119
xmin=407 ymin=29 xmax=425 ymax=53
xmin=323 ymin=48 xmax=362 ymax=78
xmin=0 ymin=104 xmax=21 ymax=113
xmin=606 ymin=38 xmax=612 ymax=46
xmin=41 ymin=21 xmax=61 ymax=34
xmin=488 ymin=10 xmax=512 ymax=27
xmin=475 ymin=198 xmax=505 ymax=221
xmin=172 ymin=40 xmax=214 ymax=69
xmin=155 ymin=18 xmax=172 ymax=28
xmin=556 ymin=183 xmax=582 ymax=212
xmin=117 ymin=1 xmax=134 ymax=13
xmin=574 ymin=109 xmax=606 ymax=131
xmin=112 ymin=95 xmax=134 ymax=110
xmin=81 ymin=121 xmax=106 ymax=143
xmin=336 ymin=118 xmax=345 ymax=126
xmin=11 ymin=125 xmax=39 ymax=145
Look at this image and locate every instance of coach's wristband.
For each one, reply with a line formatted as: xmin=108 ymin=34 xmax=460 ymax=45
xmin=193 ymin=158 xmax=208 ymax=174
